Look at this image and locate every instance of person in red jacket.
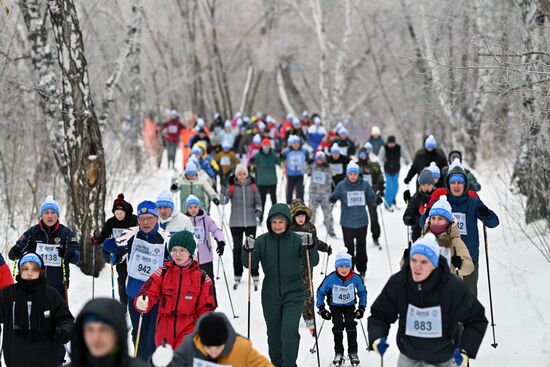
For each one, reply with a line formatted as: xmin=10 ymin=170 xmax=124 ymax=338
xmin=161 ymin=110 xmax=187 ymax=169
xmin=135 ymin=230 xmax=215 ymax=349
xmin=0 ymin=253 xmax=14 ymax=291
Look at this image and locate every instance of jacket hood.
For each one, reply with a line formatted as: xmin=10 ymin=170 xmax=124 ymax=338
xmin=192 ymin=312 xmax=237 ymax=359
xmin=290 ymin=199 xmax=313 ymax=221
xmin=70 ymin=298 xmax=129 ymax=366
xmin=267 ymin=204 xmax=292 ymax=236
xmin=445 ymin=165 xmax=469 ymax=195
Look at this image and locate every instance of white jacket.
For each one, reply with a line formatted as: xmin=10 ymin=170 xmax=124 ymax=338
xmin=160 ymin=211 xmax=193 ymax=234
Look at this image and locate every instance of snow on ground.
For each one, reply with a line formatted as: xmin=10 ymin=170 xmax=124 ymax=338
xmin=18 ymin=151 xmax=550 ymax=366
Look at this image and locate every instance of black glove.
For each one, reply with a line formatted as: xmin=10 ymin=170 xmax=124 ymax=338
xmin=403 ymin=189 xmax=411 ymax=203
xmin=451 ymin=255 xmax=463 ymax=269
xmin=326 ymin=246 xmax=333 ymax=256
xmin=376 ymin=194 xmax=383 ymax=206
xmin=403 ymin=216 xmax=416 ymax=226
xmin=58 ymin=246 xmax=74 ymax=260
xmin=54 ymin=328 xmax=71 ymax=344
xmin=377 ymin=190 xmax=385 ymax=197
xmin=478 ymin=204 xmax=490 ymax=218
xmin=329 ymin=196 xmax=337 ymax=204
xmin=11 ymin=245 xmax=23 ymax=259
xmin=170 ymin=183 xmax=178 ymax=192
xmin=404 ymin=178 xmax=411 ymax=185
xmin=403 ymin=248 xmax=410 ymax=261
xmin=318 ymin=307 xmax=332 ymax=320
xmin=216 ymin=240 xmax=225 ymax=256
xmin=354 ymin=307 xmax=365 ymax=319
xmin=212 ymin=198 xmax=220 ymax=206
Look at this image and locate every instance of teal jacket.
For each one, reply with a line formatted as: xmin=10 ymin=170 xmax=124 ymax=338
xmin=252 ymin=149 xmax=279 ymax=186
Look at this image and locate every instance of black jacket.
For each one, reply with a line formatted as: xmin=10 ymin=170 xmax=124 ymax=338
xmin=9 ymin=221 xmax=80 ymax=290
xmin=99 ymin=210 xmax=138 ymax=243
xmin=383 ymin=143 xmax=402 ymax=174
xmin=326 ymin=154 xmax=350 ymax=188
xmin=0 ymin=276 xmax=74 ymax=367
xmin=68 ymin=298 xmax=149 ymax=367
xmin=368 ymin=259 xmax=488 ymax=364
xmin=403 ymin=189 xmax=434 ymax=242
xmin=404 ymin=148 xmax=447 ymax=184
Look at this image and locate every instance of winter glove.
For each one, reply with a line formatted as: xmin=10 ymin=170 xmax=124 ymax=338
xmin=404 ymin=177 xmax=411 ymax=185
xmin=136 ymin=295 xmax=150 ymax=313
xmin=300 ymin=233 xmax=315 ymax=249
xmin=318 ymin=307 xmax=332 ymax=320
xmin=90 ymin=236 xmax=100 ymax=247
xmin=152 ymin=343 xmax=174 ymax=367
xmin=403 ymin=189 xmax=411 ymax=204
xmin=170 ymin=183 xmax=178 ymax=192
xmin=453 ymin=348 xmax=469 ymax=367
xmin=402 ymin=248 xmax=410 ymax=261
xmin=243 ymin=236 xmax=255 ymax=252
xmin=57 ymin=246 xmax=74 ymax=260
xmin=403 ymin=216 xmax=416 ymax=226
xmin=372 ymin=337 xmax=389 ymax=356
xmin=377 ymin=190 xmax=384 ymax=197
xmin=103 ymin=237 xmax=118 ymax=253
xmin=216 ymin=240 xmax=225 ymax=256
xmin=354 ymin=307 xmax=365 ymax=319
xmin=329 ymin=196 xmax=337 ymax=204
xmin=375 ymin=194 xmax=384 ymax=206
xmin=212 ymin=197 xmax=220 ymax=206
xmin=54 ymin=328 xmax=71 ymax=344
xmin=326 ymin=246 xmax=333 ymax=256
xmin=11 ymin=245 xmax=23 ymax=259
xmin=478 ymin=204 xmax=490 ymax=218
xmin=451 ymin=255 xmax=463 ymax=269
xmin=255 ymin=209 xmax=262 ymax=218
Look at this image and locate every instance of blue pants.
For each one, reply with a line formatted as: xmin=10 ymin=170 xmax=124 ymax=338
xmin=129 ymin=297 xmax=158 ymax=361
xmin=384 ymin=173 xmax=399 ymax=206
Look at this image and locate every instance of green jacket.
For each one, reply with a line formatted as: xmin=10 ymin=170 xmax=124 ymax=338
xmin=243 ymin=204 xmax=319 ymax=302
xmin=357 ymin=149 xmax=385 ymax=193
xmin=251 ymin=149 xmax=279 ymax=186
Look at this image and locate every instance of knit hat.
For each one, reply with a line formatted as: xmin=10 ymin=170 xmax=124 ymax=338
xmin=224 ymin=120 xmax=232 ymax=129
xmin=252 ymin=134 xmax=262 ymax=145
xmin=410 ymin=233 xmax=439 ymax=268
xmin=288 ymin=135 xmax=300 ymax=145
xmin=335 ymin=249 xmax=352 ymax=268
xmin=191 ymin=146 xmax=203 ymax=156
xmin=156 ymin=191 xmax=174 ymax=210
xmin=82 ymin=314 xmax=115 ymax=328
xmin=339 ymin=128 xmax=349 ymax=136
xmin=261 ymin=138 xmax=271 ymax=146
xmin=221 ymin=141 xmax=232 ymax=151
xmin=196 ymin=118 xmax=205 ymax=128
xmin=335 ymin=122 xmax=344 ymax=132
xmin=257 ymin=121 xmax=266 ymax=131
xmin=112 ymin=193 xmax=128 ymax=213
xmin=448 ymin=173 xmax=466 ymax=185
xmin=185 ymin=162 xmax=198 ymax=176
xmin=292 ymin=117 xmax=301 ymax=126
xmin=170 ymin=110 xmax=178 ymax=117
xmin=185 ymin=194 xmax=201 ymax=209
xmin=418 ymin=169 xmax=435 ymax=185
xmin=427 ymin=162 xmax=441 ymax=179
xmin=40 ymin=196 xmax=60 ymax=217
xmin=448 ymin=158 xmax=464 ymax=173
xmin=347 ymin=162 xmax=360 ymax=175
xmin=198 ymin=313 xmax=229 ymax=346
xmin=313 ymin=116 xmax=321 ymax=125
xmin=18 ymin=252 xmax=44 ymax=270
xmin=315 ymin=151 xmax=326 ymax=160
xmin=364 ymin=142 xmax=373 ymax=152
xmin=358 ymin=151 xmax=368 ymax=160
xmin=290 ymin=199 xmax=313 ymax=220
xmin=235 ymin=163 xmax=248 ymax=176
xmin=429 ymin=195 xmax=453 ymax=222
xmin=168 ymin=230 xmax=196 ymax=254
xmin=425 ymin=135 xmax=437 ymax=149
xmin=137 ymin=201 xmax=158 ymax=217
xmin=371 ymin=126 xmax=381 ymax=136
xmin=387 ymin=135 xmax=396 ymax=143
xmin=330 ymin=144 xmax=341 ymax=155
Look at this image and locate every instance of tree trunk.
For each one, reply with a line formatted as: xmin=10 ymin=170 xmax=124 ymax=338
xmin=48 ymin=0 xmax=107 ymax=276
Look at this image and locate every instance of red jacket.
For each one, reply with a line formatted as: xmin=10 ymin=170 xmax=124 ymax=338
xmin=0 ymin=254 xmax=14 ymax=291
xmin=137 ymin=260 xmax=215 ymax=348
xmin=162 ymin=118 xmax=186 ymax=143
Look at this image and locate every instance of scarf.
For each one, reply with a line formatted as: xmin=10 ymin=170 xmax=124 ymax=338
xmin=13 ymin=275 xmax=51 ymax=333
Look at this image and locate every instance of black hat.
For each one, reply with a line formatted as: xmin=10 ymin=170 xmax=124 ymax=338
xmin=112 ymin=193 xmax=128 ymax=213
xmin=199 ymin=313 xmax=228 ymax=346
xmin=387 ymin=135 xmax=396 ymax=143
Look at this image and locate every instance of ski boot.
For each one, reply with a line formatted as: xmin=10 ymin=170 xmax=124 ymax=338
xmin=305 ymin=318 xmax=315 ymax=336
xmin=233 ymin=276 xmax=241 ymax=290
xmin=349 ymin=352 xmax=360 ymax=366
xmin=253 ymin=276 xmax=260 ymax=291
xmin=332 ymin=353 xmax=344 ymax=366
xmin=384 ymin=201 xmax=394 ymax=212
xmin=328 ymin=231 xmax=337 ymax=238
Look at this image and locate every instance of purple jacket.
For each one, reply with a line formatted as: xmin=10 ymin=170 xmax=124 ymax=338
xmin=187 ymin=209 xmax=224 ymax=264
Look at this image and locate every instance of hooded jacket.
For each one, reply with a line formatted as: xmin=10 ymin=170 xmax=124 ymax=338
xmin=173 ymin=173 xmax=218 ymax=213
xmin=220 ymin=176 xmax=262 ymax=228
xmin=68 ymin=298 xmax=149 ymax=367
xmin=186 ymin=209 xmax=225 ymax=265
xmin=252 ymin=148 xmax=279 ymax=186
xmin=404 ymin=148 xmax=447 ymax=184
xmin=357 ymin=148 xmax=385 ymax=193
xmin=289 ymin=200 xmax=330 ymax=253
xmin=168 ymin=312 xmax=273 ymax=366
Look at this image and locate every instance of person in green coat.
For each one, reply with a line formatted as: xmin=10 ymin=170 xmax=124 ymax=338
xmin=251 ymin=138 xmax=280 ymax=221
xmin=242 ymin=203 xmax=319 ymax=367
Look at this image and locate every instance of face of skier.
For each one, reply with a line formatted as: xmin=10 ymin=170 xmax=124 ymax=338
xmin=83 ymin=322 xmax=118 ymax=358
xmin=157 ymin=206 xmax=173 ymax=220
xmin=347 ymin=172 xmax=359 ymax=183
xmin=204 ymin=345 xmax=225 ymax=359
xmin=291 ymin=141 xmax=301 ymax=150
xmin=187 ymin=204 xmax=200 ymax=216
xmin=294 ymin=214 xmax=306 ymax=226
xmin=138 ymin=214 xmax=157 ymax=233
xmin=387 ymin=142 xmax=396 ymax=148
xmin=420 ymin=183 xmax=434 ymax=193
xmin=20 ymin=262 xmax=41 ymax=280
xmin=331 ymin=152 xmax=340 ymax=159
xmin=449 ymin=181 xmax=465 ymax=197
xmin=186 ymin=173 xmax=197 ymax=182
xmin=42 ymin=209 xmax=58 ymax=227
xmin=270 ymin=218 xmax=288 ymax=234
xmin=114 ymin=209 xmax=126 ymax=221
xmin=236 ymin=171 xmax=248 ymax=184
xmin=429 ymin=215 xmax=449 ymax=235
xmin=171 ymin=246 xmax=191 ymax=266
xmin=337 ymin=265 xmax=351 ymax=277
xmin=315 ymin=158 xmax=325 ymax=166
xmin=262 ymin=145 xmax=270 ymax=153
xmin=410 ymin=254 xmax=435 ymax=282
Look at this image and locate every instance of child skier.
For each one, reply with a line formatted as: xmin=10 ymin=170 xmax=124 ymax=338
xmin=403 ymin=168 xmax=436 ymax=242
xmin=290 ymin=199 xmax=332 ymax=334
xmin=308 ymin=151 xmax=336 ymax=237
xmin=317 ymin=249 xmax=367 ymax=367
xmin=171 ymin=162 xmax=219 ymax=214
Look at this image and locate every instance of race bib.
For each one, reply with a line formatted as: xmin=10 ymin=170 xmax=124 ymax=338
xmin=288 ymin=153 xmax=305 ymax=171
xmin=340 ymin=146 xmax=348 ymax=156
xmin=330 ymin=163 xmax=343 ymax=175
xmin=193 ymin=358 xmax=231 ymax=367
xmin=312 ymin=171 xmax=327 ymax=185
xmin=405 ymin=304 xmax=442 ymax=338
xmin=332 ymin=283 xmax=355 ymax=305
xmin=220 ymin=156 xmax=231 ymax=166
xmin=112 ymin=228 xmax=125 ymax=239
xmin=347 ymin=191 xmax=365 ymax=207
xmin=168 ymin=125 xmax=178 ymax=134
xmin=193 ymin=226 xmax=206 ymax=243
xmin=36 ymin=242 xmax=61 ymax=267
xmin=363 ymin=174 xmax=372 ymax=186
xmin=453 ymin=212 xmax=467 ymax=235
xmin=440 ymin=247 xmax=451 ymax=267
xmin=128 ymin=238 xmax=165 ymax=282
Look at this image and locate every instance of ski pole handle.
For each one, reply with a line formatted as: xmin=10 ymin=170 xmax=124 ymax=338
xmin=301 ymin=233 xmax=313 ymax=247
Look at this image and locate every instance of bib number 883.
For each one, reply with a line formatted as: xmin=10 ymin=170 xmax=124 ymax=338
xmin=414 ymin=321 xmax=432 ymax=331
xmin=137 ymin=264 xmax=152 ymax=274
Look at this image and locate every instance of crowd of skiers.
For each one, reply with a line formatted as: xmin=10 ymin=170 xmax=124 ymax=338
xmin=0 ymin=109 xmax=499 ymax=367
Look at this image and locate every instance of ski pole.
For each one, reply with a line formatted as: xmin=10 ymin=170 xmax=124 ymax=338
xmin=301 ymin=233 xmax=321 ymax=367
xmin=219 ymin=257 xmax=239 ymax=319
xmin=247 ymin=240 xmax=252 ymax=339
xmin=92 ymin=243 xmax=96 ymax=299
xmin=378 ymin=206 xmax=393 ymax=275
xmin=359 ymin=319 xmax=370 ymax=350
xmin=134 ymin=310 xmax=144 ymax=358
xmin=61 ymin=254 xmax=69 ymax=306
xmin=319 ymin=253 xmax=326 ymax=275
xmin=483 ymin=225 xmax=498 ymax=348
xmin=216 ymin=256 xmax=221 ymax=280
xmin=215 ymin=205 xmax=234 ymax=251
xmin=309 ymin=319 xmax=325 ymax=353
xmin=110 ymin=263 xmax=116 ymax=299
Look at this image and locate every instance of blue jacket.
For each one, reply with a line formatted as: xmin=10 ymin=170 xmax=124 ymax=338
xmin=283 ymin=147 xmax=308 ymax=177
xmin=199 ymin=157 xmax=216 ymax=180
xmin=316 ymin=271 xmax=367 ymax=308
xmin=330 ymin=177 xmax=378 ymax=228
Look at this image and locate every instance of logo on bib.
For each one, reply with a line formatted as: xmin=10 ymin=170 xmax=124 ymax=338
xmin=54 ymin=237 xmax=61 ymax=244
xmin=154 ymin=248 xmax=161 ymax=254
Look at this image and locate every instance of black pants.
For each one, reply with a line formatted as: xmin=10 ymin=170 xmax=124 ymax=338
xmin=367 ymin=204 xmax=380 ymax=241
xmin=230 ymin=226 xmax=259 ymax=277
xmin=200 ymin=261 xmax=218 ymax=305
xmin=330 ymin=305 xmax=357 ymax=354
xmin=116 ymin=261 xmax=128 ymax=306
xmin=286 ymin=175 xmax=304 ymax=204
xmin=342 ymin=226 xmax=368 ymax=273
xmin=258 ymin=185 xmax=277 ymax=220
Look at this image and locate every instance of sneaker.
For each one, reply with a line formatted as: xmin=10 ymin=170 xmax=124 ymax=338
xmin=348 ymin=352 xmax=360 ymax=366
xmin=332 ymin=353 xmax=344 ymax=366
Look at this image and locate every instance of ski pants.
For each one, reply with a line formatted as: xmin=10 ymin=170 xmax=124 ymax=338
xmin=310 ymin=195 xmax=334 ymax=233
xmin=330 ymin=305 xmax=357 ymax=354
xmin=129 ymin=297 xmax=158 ymax=361
xmin=200 ymin=261 xmax=217 ymax=305
xmin=230 ymin=226 xmax=259 ymax=277
xmin=166 ymin=142 xmax=178 ymax=168
xmin=286 ymin=175 xmax=304 ymax=204
xmin=262 ymin=297 xmax=303 ymax=367
xmin=116 ymin=261 xmax=128 ymax=306
xmin=300 ymin=265 xmax=314 ymax=321
xmin=258 ymin=185 xmax=277 ymax=221
xmin=397 ymin=353 xmax=452 ymax=367
xmin=385 ymin=173 xmax=399 ymax=206
xmin=367 ymin=204 xmax=381 ymax=241
xmin=463 ymin=263 xmax=479 ymax=297
xmin=342 ymin=226 xmax=368 ymax=274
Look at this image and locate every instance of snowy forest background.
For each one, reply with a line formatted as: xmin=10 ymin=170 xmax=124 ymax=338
xmin=0 ymin=0 xmax=549 ymax=269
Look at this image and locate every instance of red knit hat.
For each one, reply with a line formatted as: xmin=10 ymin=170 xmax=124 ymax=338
xmin=262 ymin=138 xmax=271 ymax=146
xmin=112 ymin=194 xmax=128 ymax=213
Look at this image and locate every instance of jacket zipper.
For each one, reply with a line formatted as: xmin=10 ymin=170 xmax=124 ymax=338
xmin=277 ymin=237 xmax=282 ymax=298
xmin=173 ymin=267 xmax=183 ymax=338
xmin=242 ymin=184 xmax=247 ymax=228
xmin=418 ymin=283 xmax=424 ymax=306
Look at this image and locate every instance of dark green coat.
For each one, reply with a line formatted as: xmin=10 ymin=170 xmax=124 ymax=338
xmin=252 ymin=149 xmax=279 ymax=186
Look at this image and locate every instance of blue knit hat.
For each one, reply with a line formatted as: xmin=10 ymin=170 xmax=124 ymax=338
xmin=364 ymin=142 xmax=373 ymax=152
xmin=410 ymin=233 xmax=439 ymax=268
xmin=288 ymin=135 xmax=300 ymax=145
xmin=335 ymin=249 xmax=352 ymax=268
xmin=428 ymin=195 xmax=453 ymax=223
xmin=448 ymin=174 xmax=466 ymax=184
xmin=427 ymin=162 xmax=441 ymax=179
xmin=137 ymin=200 xmax=158 ymax=217
xmin=347 ymin=162 xmax=360 ymax=175
xmin=185 ymin=194 xmax=201 ymax=209
xmin=330 ymin=144 xmax=341 ymax=155
xmin=191 ymin=146 xmax=202 ymax=156
xmin=425 ymin=135 xmax=437 ymax=149
xmin=358 ymin=151 xmax=368 ymax=160
xmin=315 ymin=151 xmax=326 ymax=160
xmin=156 ymin=191 xmax=174 ymax=210
xmin=185 ymin=162 xmax=198 ymax=176
xmin=221 ymin=141 xmax=232 ymax=151
xmin=40 ymin=196 xmax=60 ymax=217
xmin=19 ymin=252 xmax=44 ymax=270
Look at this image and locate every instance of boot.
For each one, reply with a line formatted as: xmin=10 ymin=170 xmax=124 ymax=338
xmin=233 ymin=276 xmax=241 ymax=290
xmin=332 ymin=353 xmax=344 ymax=366
xmin=253 ymin=276 xmax=260 ymax=291
xmin=349 ymin=352 xmax=360 ymax=366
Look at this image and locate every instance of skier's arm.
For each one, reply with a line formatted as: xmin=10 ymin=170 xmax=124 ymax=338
xmin=300 ymin=236 xmax=319 ymax=267
xmin=315 ymin=277 xmax=331 ymax=308
xmin=356 ymin=276 xmax=367 ymax=308
xmin=454 ymin=286 xmax=489 ymax=359
xmin=476 ymin=199 xmax=499 ymax=228
xmin=201 ymin=177 xmax=218 ymax=201
xmin=253 ymin=186 xmax=262 ymax=214
xmin=0 ymin=255 xmax=14 ymax=290
xmin=9 ymin=228 xmax=35 ymax=260
xmin=136 ymin=267 xmax=163 ymax=311
xmin=195 ymin=275 xmax=216 ymax=317
xmin=219 ymin=183 xmax=231 ymax=205
xmin=311 ymin=227 xmax=330 ymax=253
xmin=365 ymin=183 xmax=379 ymax=207
xmin=367 ymin=279 xmax=399 ymax=346
xmin=63 ymin=228 xmax=81 ymax=265
xmin=244 ymin=339 xmax=275 ymax=366
xmin=242 ymin=238 xmax=261 ymax=269
xmin=167 ymin=338 xmax=193 ymax=367
xmin=51 ymin=290 xmax=75 ymax=343
xmin=207 ymin=216 xmax=224 ymax=242
xmin=404 ymin=158 xmax=418 ymax=184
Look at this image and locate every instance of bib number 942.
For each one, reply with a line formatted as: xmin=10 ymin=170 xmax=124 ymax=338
xmin=137 ymin=264 xmax=151 ymax=274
